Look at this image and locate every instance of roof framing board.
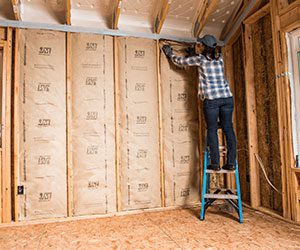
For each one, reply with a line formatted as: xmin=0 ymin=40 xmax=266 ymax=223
xmin=193 ymin=0 xmax=217 ymax=38
xmin=10 ymin=0 xmax=21 ymax=21
xmin=112 ymin=0 xmax=122 ymax=29
xmin=66 ymin=0 xmax=71 ymax=25
xmin=154 ymin=0 xmax=171 ymax=34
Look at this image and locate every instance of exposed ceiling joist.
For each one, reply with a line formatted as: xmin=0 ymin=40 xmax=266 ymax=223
xmin=66 ymin=0 xmax=71 ymax=25
xmin=0 ymin=0 xmax=241 ymax=41
xmin=223 ymin=0 xmax=258 ymax=43
xmin=154 ymin=0 xmax=171 ymax=34
xmin=192 ymin=0 xmax=208 ymax=31
xmin=220 ymin=0 xmax=262 ymax=41
xmin=220 ymin=1 xmax=245 ymax=41
xmin=193 ymin=0 xmax=218 ymax=38
xmin=112 ymin=0 xmax=122 ymax=29
xmin=192 ymin=0 xmax=209 ymax=36
xmin=243 ymin=0 xmax=266 ymax=20
xmin=10 ymin=0 xmax=21 ymax=21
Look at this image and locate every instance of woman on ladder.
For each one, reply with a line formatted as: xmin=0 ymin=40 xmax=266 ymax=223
xmin=162 ymin=35 xmax=236 ymax=171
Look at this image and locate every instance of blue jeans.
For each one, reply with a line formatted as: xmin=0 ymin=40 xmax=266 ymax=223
xmin=203 ymin=97 xmax=236 ymax=166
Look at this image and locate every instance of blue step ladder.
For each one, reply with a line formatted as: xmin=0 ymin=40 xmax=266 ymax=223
xmin=200 ymin=130 xmax=243 ymax=223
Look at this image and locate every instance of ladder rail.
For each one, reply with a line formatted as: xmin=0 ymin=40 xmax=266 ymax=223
xmin=235 ymin=162 xmax=243 ymax=223
xmin=200 ymin=130 xmax=243 ymax=223
xmin=200 ymin=149 xmax=208 ymax=220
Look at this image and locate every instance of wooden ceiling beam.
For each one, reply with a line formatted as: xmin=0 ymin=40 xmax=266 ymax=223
xmin=154 ymin=0 xmax=171 ymax=34
xmin=193 ymin=0 xmax=218 ymax=38
xmin=66 ymin=0 xmax=71 ymax=25
xmin=192 ymin=0 xmax=208 ymax=32
xmin=223 ymin=0 xmax=263 ymax=44
xmin=219 ymin=1 xmax=246 ymax=41
xmin=112 ymin=0 xmax=122 ymax=29
xmin=10 ymin=0 xmax=21 ymax=21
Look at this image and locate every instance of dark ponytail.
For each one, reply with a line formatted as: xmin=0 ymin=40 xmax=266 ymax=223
xmin=201 ymin=45 xmax=221 ymax=60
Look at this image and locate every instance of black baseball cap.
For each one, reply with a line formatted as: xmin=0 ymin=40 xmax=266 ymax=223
xmin=197 ymin=35 xmax=223 ymax=48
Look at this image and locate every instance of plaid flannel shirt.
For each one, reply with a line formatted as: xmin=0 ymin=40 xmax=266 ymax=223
xmin=170 ymin=53 xmax=232 ymax=100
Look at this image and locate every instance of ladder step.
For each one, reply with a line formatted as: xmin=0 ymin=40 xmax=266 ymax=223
xmin=205 ymin=194 xmax=238 ymax=199
xmin=210 ymin=188 xmax=237 ymax=192
xmin=206 ymin=169 xmax=235 ymax=174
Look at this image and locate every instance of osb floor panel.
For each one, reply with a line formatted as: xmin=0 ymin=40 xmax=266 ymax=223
xmin=0 ymin=207 xmax=300 ymax=250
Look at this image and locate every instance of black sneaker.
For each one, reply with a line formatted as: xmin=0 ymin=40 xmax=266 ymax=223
xmin=207 ymin=164 xmax=221 ymax=171
xmin=222 ymin=164 xmax=236 ymax=171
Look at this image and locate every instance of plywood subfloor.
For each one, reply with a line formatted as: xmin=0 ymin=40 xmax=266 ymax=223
xmin=0 ymin=207 xmax=299 ymax=249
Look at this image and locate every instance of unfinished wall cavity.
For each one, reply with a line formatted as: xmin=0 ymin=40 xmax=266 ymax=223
xmin=17 ymin=30 xmax=67 ymax=220
xmin=159 ymin=41 xmax=200 ymax=206
xmin=70 ymin=33 xmax=116 ymax=215
xmin=116 ymin=37 xmax=161 ymax=210
xmin=251 ymin=14 xmax=282 ymax=214
xmin=232 ymin=35 xmax=250 ymax=203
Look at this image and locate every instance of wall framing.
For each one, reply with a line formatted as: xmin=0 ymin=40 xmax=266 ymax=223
xmin=0 ymin=0 xmax=299 ymax=224
xmin=243 ymin=16 xmax=261 ymax=209
xmin=13 ymin=28 xmax=20 ymax=222
xmin=243 ymin=2 xmax=286 ymax=216
xmin=0 ymin=27 xmax=12 ymax=223
xmin=275 ymin=0 xmax=300 ymax=222
xmin=271 ymin=0 xmax=300 ymax=220
xmin=224 ymin=27 xmax=251 ymax=203
xmin=223 ymin=0 xmax=299 ymax=220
